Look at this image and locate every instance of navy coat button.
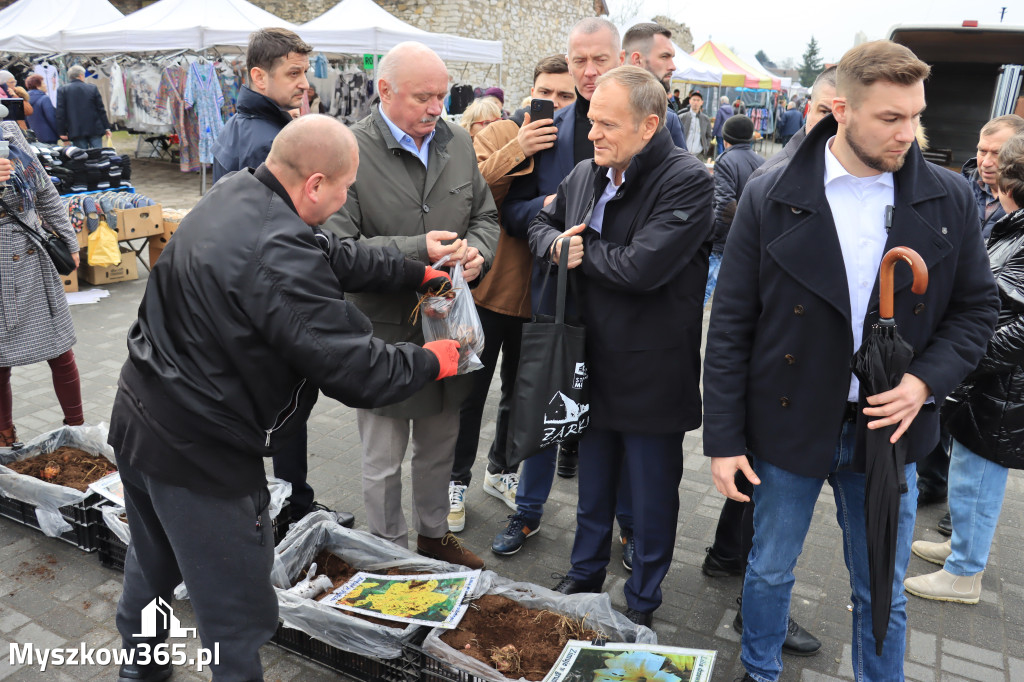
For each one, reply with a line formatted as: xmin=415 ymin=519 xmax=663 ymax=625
xmin=780 ymin=397 xmax=791 ymax=407
xmin=914 ymin=303 xmax=925 ymax=315
xmin=793 ymin=305 xmax=805 ymax=315
xmin=785 ymin=354 xmax=796 ymax=365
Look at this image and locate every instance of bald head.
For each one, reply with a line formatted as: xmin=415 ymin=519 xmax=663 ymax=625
xmin=266 ymin=115 xmax=359 ymax=225
xmin=378 ymin=41 xmax=447 ymax=95
xmin=378 ymin=41 xmax=449 ymax=145
xmin=268 ymin=115 xmax=356 ymax=183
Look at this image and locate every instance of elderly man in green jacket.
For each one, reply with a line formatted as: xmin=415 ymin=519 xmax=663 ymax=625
xmin=326 ymin=41 xmax=498 ymax=568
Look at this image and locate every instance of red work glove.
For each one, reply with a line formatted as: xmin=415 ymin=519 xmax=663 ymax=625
xmin=420 ymin=266 xmax=453 ymax=297
xmin=423 ymin=340 xmax=461 ymax=379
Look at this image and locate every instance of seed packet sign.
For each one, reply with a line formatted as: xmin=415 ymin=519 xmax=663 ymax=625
xmin=321 ymin=570 xmax=479 ymax=629
xmin=543 ymin=641 xmax=717 ymax=682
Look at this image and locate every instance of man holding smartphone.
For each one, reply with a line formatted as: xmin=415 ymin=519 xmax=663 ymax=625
xmin=448 ymin=56 xmax=575 ymax=532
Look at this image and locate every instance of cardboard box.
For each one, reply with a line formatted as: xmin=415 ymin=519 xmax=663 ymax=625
xmin=79 ymin=248 xmax=139 ymax=285
xmin=163 ymin=215 xmax=182 ymax=239
xmin=62 ymin=269 xmax=78 ymax=293
xmin=115 ymin=204 xmax=163 ymax=241
xmin=148 ymin=239 xmax=165 ymax=268
xmin=76 ymin=228 xmax=87 ymax=249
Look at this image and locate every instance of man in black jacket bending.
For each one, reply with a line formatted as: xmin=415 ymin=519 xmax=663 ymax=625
xmin=530 ymin=66 xmax=712 ymax=628
xmin=110 ymin=115 xmax=461 ymax=682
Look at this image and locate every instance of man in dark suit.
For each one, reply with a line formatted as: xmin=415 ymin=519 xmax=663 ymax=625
xmin=530 ymin=65 xmax=712 ymax=628
xmin=55 ymin=65 xmax=109 ymax=149
xmin=493 ymin=16 xmax=632 ymax=560
xmin=704 ymin=41 xmax=999 ymax=682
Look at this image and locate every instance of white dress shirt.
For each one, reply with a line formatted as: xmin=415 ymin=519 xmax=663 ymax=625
xmin=823 ymin=136 xmax=894 ymax=402
xmin=378 ymin=105 xmax=435 ymax=168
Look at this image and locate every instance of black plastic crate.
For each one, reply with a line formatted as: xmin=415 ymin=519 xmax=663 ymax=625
xmin=95 ymin=503 xmax=292 ymax=573
xmin=270 ymin=623 xmax=421 ymax=682
xmin=0 ymin=493 xmax=99 ymax=551
xmin=404 ymin=640 xmax=484 ymax=682
xmin=96 ymin=522 xmax=127 ymax=571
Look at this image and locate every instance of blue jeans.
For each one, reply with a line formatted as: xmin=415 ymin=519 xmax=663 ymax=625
xmin=516 ymin=444 xmax=633 ymax=531
xmin=945 ymin=438 xmax=1008 ymax=576
xmin=704 ymin=251 xmax=723 ymax=306
xmin=72 ymin=135 xmax=103 ymax=149
xmin=742 ymin=421 xmax=917 ymax=682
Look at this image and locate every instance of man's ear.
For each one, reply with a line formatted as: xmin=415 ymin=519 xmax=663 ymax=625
xmin=249 ymin=67 xmax=267 ymax=92
xmin=378 ymin=78 xmax=392 ymax=105
xmin=642 ymin=113 xmax=659 ymax=140
xmin=305 ymin=173 xmax=326 ymax=204
xmin=832 ymin=96 xmax=848 ymax=125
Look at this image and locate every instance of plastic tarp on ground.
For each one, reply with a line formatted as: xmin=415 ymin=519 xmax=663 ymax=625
xmin=691 ymin=41 xmax=779 ymax=90
xmin=298 ymin=0 xmax=501 ymax=64
xmin=0 ymin=0 xmax=123 ymax=53
xmin=58 ymin=0 xmax=295 ymax=53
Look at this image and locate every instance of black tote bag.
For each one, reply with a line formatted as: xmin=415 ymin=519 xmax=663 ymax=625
xmin=506 ymin=239 xmax=589 ymax=467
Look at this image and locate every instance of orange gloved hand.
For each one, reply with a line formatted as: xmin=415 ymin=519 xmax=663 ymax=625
xmin=423 ymin=340 xmax=461 ymax=379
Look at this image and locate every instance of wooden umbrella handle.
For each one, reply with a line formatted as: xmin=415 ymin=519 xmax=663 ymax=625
xmin=880 ymin=246 xmax=928 ymax=319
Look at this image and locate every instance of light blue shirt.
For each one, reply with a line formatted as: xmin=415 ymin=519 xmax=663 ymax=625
xmin=823 ymin=136 xmax=894 ymax=402
xmin=588 ymin=168 xmax=624 ymax=236
xmin=379 ymin=104 xmax=435 ymax=169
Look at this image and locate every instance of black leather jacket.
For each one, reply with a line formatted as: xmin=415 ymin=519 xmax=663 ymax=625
xmin=111 ymin=167 xmax=439 ymax=496
xmin=947 ymin=207 xmax=1024 ymax=470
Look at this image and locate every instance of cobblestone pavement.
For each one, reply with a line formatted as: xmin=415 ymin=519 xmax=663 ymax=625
xmin=0 ymin=155 xmax=1022 ymax=681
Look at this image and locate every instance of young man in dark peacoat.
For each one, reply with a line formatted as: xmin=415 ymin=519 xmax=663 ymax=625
xmin=704 ymin=41 xmax=998 ymax=682
xmin=529 ymin=66 xmax=712 ymax=628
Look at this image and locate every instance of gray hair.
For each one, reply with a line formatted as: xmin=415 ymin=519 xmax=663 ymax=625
xmin=720 ymin=95 xmax=730 ymax=104
xmin=68 ymin=65 xmax=86 ymax=80
xmin=0 ymin=70 xmax=12 ymax=83
xmin=567 ymin=17 xmax=620 ymax=54
xmin=595 ymin=65 xmax=667 ymax=132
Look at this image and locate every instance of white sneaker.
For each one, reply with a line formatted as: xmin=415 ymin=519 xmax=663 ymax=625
xmin=482 ymin=472 xmax=519 ymax=510
xmin=448 ymin=482 xmax=467 ymax=533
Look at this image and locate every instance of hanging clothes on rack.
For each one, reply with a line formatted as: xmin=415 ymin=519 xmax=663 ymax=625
xmin=125 ymin=62 xmax=174 ymax=134
xmin=156 ymin=61 xmax=201 ymax=172
xmin=108 ymin=61 xmax=128 ymax=122
xmin=184 ymin=60 xmax=225 ymax=165
xmin=31 ymin=63 xmax=59 ymax=106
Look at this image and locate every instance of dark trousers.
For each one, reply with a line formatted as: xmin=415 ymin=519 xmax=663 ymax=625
xmin=568 ymin=427 xmax=684 ymax=613
xmin=451 ymin=306 xmax=524 ymax=484
xmin=272 ymin=421 xmax=314 ymax=515
xmin=116 ymin=457 xmax=278 ymax=681
xmin=710 ymin=470 xmax=755 ymax=562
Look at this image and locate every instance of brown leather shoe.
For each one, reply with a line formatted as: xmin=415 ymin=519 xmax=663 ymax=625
xmin=0 ymin=427 xmax=23 ymax=450
xmin=417 ymin=532 xmax=485 ymax=569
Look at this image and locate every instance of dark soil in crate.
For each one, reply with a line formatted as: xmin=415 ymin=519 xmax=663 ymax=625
xmin=6 ymin=447 xmax=116 ymax=491
xmin=439 ymin=594 xmax=600 ymax=681
xmin=302 ymin=550 xmax=429 ymax=630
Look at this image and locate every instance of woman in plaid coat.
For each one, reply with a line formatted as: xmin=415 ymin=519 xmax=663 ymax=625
xmin=0 ymin=122 xmax=82 ymax=447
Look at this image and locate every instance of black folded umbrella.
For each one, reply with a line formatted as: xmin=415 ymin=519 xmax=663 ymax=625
xmin=851 ymin=246 xmax=928 ymax=655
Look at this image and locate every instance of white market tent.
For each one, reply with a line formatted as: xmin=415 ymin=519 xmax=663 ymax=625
xmin=298 ymin=0 xmax=502 ymax=64
xmin=58 ymin=0 xmax=296 ymax=53
xmin=0 ymin=0 xmax=123 ymax=53
xmin=672 ymin=45 xmax=722 ymax=86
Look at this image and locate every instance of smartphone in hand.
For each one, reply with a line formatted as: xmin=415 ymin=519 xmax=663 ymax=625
xmin=530 ymin=98 xmax=554 ymax=122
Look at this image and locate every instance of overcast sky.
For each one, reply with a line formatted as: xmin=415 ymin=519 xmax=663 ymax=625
xmin=629 ymin=0 xmax=1017 ymax=66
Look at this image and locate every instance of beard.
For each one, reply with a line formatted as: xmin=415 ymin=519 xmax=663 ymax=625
xmin=843 ymin=120 xmax=908 ymax=173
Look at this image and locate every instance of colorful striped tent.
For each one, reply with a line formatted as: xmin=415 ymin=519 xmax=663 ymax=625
xmin=691 ymin=41 xmax=780 ymax=90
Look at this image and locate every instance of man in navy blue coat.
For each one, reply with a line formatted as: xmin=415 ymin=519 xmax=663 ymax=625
xmin=213 ymin=28 xmax=311 ymax=182
xmin=55 ymin=65 xmax=109 ymax=149
xmin=704 ymin=41 xmax=998 ymax=682
xmin=529 ymin=66 xmax=712 ymax=627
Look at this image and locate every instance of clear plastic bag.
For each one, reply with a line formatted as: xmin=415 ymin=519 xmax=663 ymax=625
xmin=0 ymin=424 xmax=115 ymax=536
xmin=420 ymin=259 xmax=485 ymax=374
xmin=270 ymin=510 xmax=465 ymax=659
xmin=421 ymin=570 xmax=658 ymax=682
